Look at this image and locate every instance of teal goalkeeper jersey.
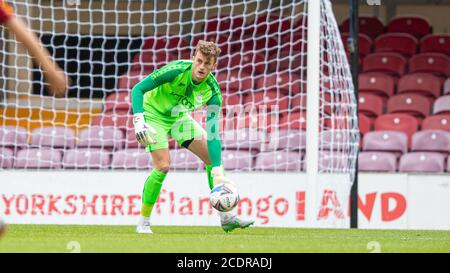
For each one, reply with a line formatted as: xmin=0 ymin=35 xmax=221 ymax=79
xmin=131 ymin=60 xmax=222 ymax=116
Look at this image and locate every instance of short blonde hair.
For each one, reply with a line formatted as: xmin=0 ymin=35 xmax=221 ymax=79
xmin=194 ymin=40 xmax=221 ymax=63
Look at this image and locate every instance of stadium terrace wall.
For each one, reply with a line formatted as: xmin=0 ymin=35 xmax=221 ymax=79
xmin=0 ymin=172 xmax=449 ymax=230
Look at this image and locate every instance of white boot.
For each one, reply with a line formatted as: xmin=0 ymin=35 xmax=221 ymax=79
xmin=136 ymin=216 xmax=153 ymax=234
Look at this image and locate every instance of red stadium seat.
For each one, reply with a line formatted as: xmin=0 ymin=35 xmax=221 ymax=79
xmin=221 ymin=93 xmax=246 ymax=107
xmin=248 ymin=15 xmax=293 ymax=37
xmin=281 ymin=34 xmax=307 ymax=54
xmin=225 ymin=53 xmax=266 ymax=75
xmin=91 ymin=111 xmax=133 ymax=132
xmin=215 ymin=70 xmax=253 ymax=94
xmin=142 ymin=35 xmax=189 ymax=58
xmin=374 ymin=113 xmax=419 ymax=147
xmin=359 ymin=93 xmax=384 ymax=118
xmin=341 ymin=16 xmax=385 ymax=39
xmin=243 ymin=36 xmax=279 ymax=57
xmin=255 ymin=73 xmax=302 ymax=95
xmin=408 ymin=53 xmax=450 ymax=77
xmin=221 ymin=150 xmax=254 ymax=171
xmin=420 ymin=34 xmax=450 ymax=55
xmin=387 ymin=93 xmax=432 ymax=120
xmin=444 ymin=78 xmax=450 ymax=95
xmin=358 ymin=152 xmax=397 ymax=172
xmin=0 ymin=126 xmax=29 ymax=148
xmin=104 ymin=92 xmax=132 ymax=112
xmin=387 ymin=16 xmax=431 ymax=39
xmin=422 ymin=115 xmax=450 ymax=131
xmin=411 ymin=130 xmax=450 ymax=153
xmin=363 ymin=131 xmax=408 ymax=155
xmin=131 ymin=51 xmax=176 ymax=72
xmin=15 ymin=148 xmax=62 ymax=169
xmin=63 ymin=148 xmax=111 ymax=169
xmin=358 ymin=73 xmax=395 ymax=98
xmin=433 ymin=95 xmax=450 ymax=115
xmin=374 ymin=33 xmax=418 ymax=57
xmin=117 ymin=71 xmax=149 ymax=92
xmin=77 ymin=126 xmax=125 ymax=150
xmin=31 ymin=126 xmax=76 ymax=149
xmin=359 ymin=113 xmax=373 ymax=136
xmin=204 ymin=15 xmax=245 ymax=39
xmin=268 ymin=50 xmax=304 ymax=73
xmin=341 ymin=33 xmax=373 ymax=58
xmin=280 ymin=111 xmax=306 ymax=130
xmin=244 ymin=91 xmax=289 ymax=113
xmin=111 ymin=148 xmax=151 ymax=169
xmin=397 ymin=73 xmax=442 ymax=99
xmin=399 ymin=152 xmax=445 ymax=173
xmin=0 ymin=147 xmax=14 ymax=168
xmin=363 ymin=52 xmax=407 ymax=77
xmin=254 ymin=151 xmax=302 ymax=171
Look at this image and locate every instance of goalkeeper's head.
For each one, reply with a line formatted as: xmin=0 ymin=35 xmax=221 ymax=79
xmin=192 ymin=40 xmax=221 ymax=83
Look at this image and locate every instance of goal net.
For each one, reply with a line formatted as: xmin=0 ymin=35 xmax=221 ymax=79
xmin=0 ymin=0 xmax=358 ymax=224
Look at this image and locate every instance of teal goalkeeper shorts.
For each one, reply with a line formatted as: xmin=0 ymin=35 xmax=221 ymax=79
xmin=143 ymin=110 xmax=206 ymax=152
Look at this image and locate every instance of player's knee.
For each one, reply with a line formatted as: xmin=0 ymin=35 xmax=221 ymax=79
xmin=155 ymin=162 xmax=170 ymax=174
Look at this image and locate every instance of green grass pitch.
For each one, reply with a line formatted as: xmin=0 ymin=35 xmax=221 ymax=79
xmin=0 ymin=225 xmax=449 ymax=253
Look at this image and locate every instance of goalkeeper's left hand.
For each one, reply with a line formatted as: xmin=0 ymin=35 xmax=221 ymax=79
xmin=133 ymin=113 xmax=157 ymax=145
xmin=211 ymin=166 xmax=235 ymax=186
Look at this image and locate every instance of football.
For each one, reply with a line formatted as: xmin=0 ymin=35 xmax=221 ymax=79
xmin=210 ymin=183 xmax=239 ymax=212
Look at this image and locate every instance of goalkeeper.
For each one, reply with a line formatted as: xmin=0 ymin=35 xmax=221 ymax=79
xmin=132 ymin=40 xmax=254 ymax=234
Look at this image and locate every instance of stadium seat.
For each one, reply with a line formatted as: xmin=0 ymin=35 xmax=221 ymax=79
xmin=77 ymin=126 xmax=125 ymax=150
xmin=362 ymin=131 xmax=408 ymax=156
xmin=130 ymin=51 xmax=176 ymax=72
xmin=411 ymin=130 xmax=450 ymax=153
xmin=448 ymin=155 xmax=450 ymax=172
xmin=104 ymin=92 xmax=132 ymax=113
xmin=397 ymin=73 xmax=442 ymax=99
xmin=111 ymin=148 xmax=151 ymax=169
xmin=444 ymin=78 xmax=450 ymax=95
xmin=374 ymin=33 xmax=418 ymax=57
xmin=358 ymin=152 xmax=397 ymax=172
xmin=0 ymin=126 xmax=28 ymax=148
xmin=387 ymin=93 xmax=432 ymax=120
xmin=341 ymin=33 xmax=373 ymax=58
xmin=363 ymin=52 xmax=407 ymax=77
xmin=320 ymin=130 xmax=351 ymax=151
xmin=280 ymin=111 xmax=306 ymax=130
xmin=91 ymin=111 xmax=133 ymax=132
xmin=359 ymin=93 xmax=384 ymax=118
xmin=359 ymin=113 xmax=373 ymax=136
xmin=215 ymin=70 xmax=253 ymax=94
xmin=268 ymin=50 xmax=304 ymax=73
xmin=340 ymin=16 xmax=385 ymax=39
xmin=221 ymin=128 xmax=264 ymax=151
xmin=433 ymin=95 xmax=450 ymax=115
xmin=264 ymin=129 xmax=306 ymax=151
xmin=124 ymin=130 xmax=143 ymax=149
xmin=422 ymin=115 xmax=450 ymax=131
xmin=15 ymin=148 xmax=62 ymax=169
xmin=244 ymin=91 xmax=289 ymax=112
xmin=142 ymin=35 xmax=190 ymax=57
xmin=408 ymin=53 xmax=450 ymax=77
xmin=250 ymin=14 xmax=293 ymax=37
xmin=169 ymin=149 xmax=204 ymax=170
xmin=374 ymin=114 xmax=419 ymax=147
xmin=221 ymin=150 xmax=254 ymax=171
xmin=243 ymin=36 xmax=279 ymax=57
xmin=387 ymin=16 xmax=431 ymax=39
xmin=225 ymin=53 xmax=266 ymax=75
xmin=281 ymin=33 xmax=306 ymax=54
xmin=0 ymin=147 xmax=14 ymax=168
xmin=254 ymin=151 xmax=302 ymax=171
xmin=204 ymin=15 xmax=245 ymax=39
xmin=358 ymin=73 xmax=395 ymax=98
xmin=420 ymin=34 xmax=450 ymax=55
xmin=255 ymin=73 xmax=302 ymax=95
xmin=30 ymin=126 xmax=76 ymax=149
xmin=117 ymin=70 xmax=149 ymax=92
xmin=399 ymin=152 xmax=445 ymax=173
xmin=316 ymin=151 xmax=350 ymax=172
xmin=62 ymin=148 xmax=111 ymax=169
xmin=290 ymin=93 xmax=306 ymax=113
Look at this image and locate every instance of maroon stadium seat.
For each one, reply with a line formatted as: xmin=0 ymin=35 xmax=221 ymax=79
xmin=77 ymin=126 xmax=125 ymax=150
xmin=362 ymin=131 xmax=408 ymax=156
xmin=244 ymin=91 xmax=289 ymax=112
xmin=422 ymin=115 xmax=450 ymax=131
xmin=320 ymin=130 xmax=351 ymax=151
xmin=280 ymin=111 xmax=306 ymax=130
xmin=408 ymin=53 xmax=450 ymax=77
xmin=254 ymin=151 xmax=302 ymax=171
xmin=317 ymin=151 xmax=350 ymax=172
xmin=111 ymin=148 xmax=151 ymax=169
xmin=15 ymin=148 xmax=62 ymax=169
xmin=0 ymin=147 xmax=14 ymax=168
xmin=375 ymin=33 xmax=418 ymax=57
xmin=363 ymin=52 xmax=407 ymax=77
xmin=358 ymin=152 xmax=397 ymax=172
xmin=31 ymin=126 xmax=76 ymax=149
xmin=0 ymin=126 xmax=28 ymax=148
xmin=249 ymin=14 xmax=292 ymax=37
xmin=444 ymin=78 xmax=450 ymax=95
xmin=104 ymin=92 xmax=132 ymax=112
xmin=265 ymin=129 xmax=306 ymax=151
xmin=225 ymin=53 xmax=266 ymax=75
xmin=117 ymin=70 xmax=149 ymax=92
xmin=91 ymin=111 xmax=133 ymax=132
xmin=142 ymin=35 xmax=189 ymax=58
xmin=433 ymin=95 xmax=450 ymax=115
xmin=268 ymin=50 xmax=304 ymax=73
xmin=397 ymin=73 xmax=442 ymax=99
xmin=341 ymin=33 xmax=373 ymax=57
xmin=411 ymin=130 xmax=450 ymax=153
xmin=256 ymin=73 xmax=302 ymax=95
xmin=358 ymin=73 xmax=395 ymax=98
xmin=420 ymin=34 xmax=450 ymax=55
xmin=387 ymin=93 xmax=432 ymax=120
xmin=221 ymin=128 xmax=263 ymax=151
xmin=359 ymin=93 xmax=384 ymax=118
xmin=281 ymin=34 xmax=307 ymax=54
xmin=169 ymin=149 xmax=204 ymax=170
xmin=387 ymin=16 xmax=431 ymax=39
xmin=204 ymin=15 xmax=245 ymax=39
xmin=374 ymin=114 xmax=419 ymax=147
xmin=222 ymin=150 xmax=254 ymax=171
xmin=359 ymin=113 xmax=373 ymax=136
xmin=63 ymin=148 xmax=111 ymax=169
xmin=130 ymin=51 xmax=176 ymax=72
xmin=215 ymin=70 xmax=253 ymax=94
xmin=290 ymin=93 xmax=306 ymax=113
xmin=243 ymin=36 xmax=279 ymax=58
xmin=399 ymin=152 xmax=445 ymax=173
xmin=341 ymin=16 xmax=385 ymax=39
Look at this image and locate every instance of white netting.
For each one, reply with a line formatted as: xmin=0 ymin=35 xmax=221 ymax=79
xmin=0 ymin=0 xmax=358 ymax=175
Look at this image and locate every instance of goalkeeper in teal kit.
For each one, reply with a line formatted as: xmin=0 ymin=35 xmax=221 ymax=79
xmin=132 ymin=40 xmax=254 ymax=234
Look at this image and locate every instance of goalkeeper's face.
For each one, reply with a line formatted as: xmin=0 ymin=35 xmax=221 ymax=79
xmin=192 ymin=51 xmax=217 ymax=83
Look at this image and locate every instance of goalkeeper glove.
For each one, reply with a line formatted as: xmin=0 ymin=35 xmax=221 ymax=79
xmin=133 ymin=113 xmax=157 ymax=145
xmin=211 ymin=165 xmax=235 ymax=187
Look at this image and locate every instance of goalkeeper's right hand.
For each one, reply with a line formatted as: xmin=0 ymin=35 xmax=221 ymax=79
xmin=133 ymin=113 xmax=157 ymax=145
